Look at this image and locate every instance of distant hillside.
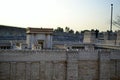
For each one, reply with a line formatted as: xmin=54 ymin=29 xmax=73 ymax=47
xmin=0 ymin=25 xmax=26 ymax=40
xmin=0 ymin=25 xmax=83 ymax=41
xmin=53 ymin=32 xmax=83 ymax=42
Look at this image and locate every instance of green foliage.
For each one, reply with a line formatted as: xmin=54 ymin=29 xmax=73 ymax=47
xmin=54 ymin=27 xmax=64 ymax=32
xmin=65 ymin=27 xmax=70 ymax=33
xmin=54 ymin=27 xmax=81 ymax=35
xmin=69 ymin=29 xmax=74 ymax=34
xmin=75 ymin=31 xmax=80 ymax=35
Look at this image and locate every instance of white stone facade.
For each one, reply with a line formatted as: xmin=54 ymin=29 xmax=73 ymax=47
xmin=83 ymin=31 xmax=96 ymax=44
xmin=0 ymin=50 xmax=120 ymax=80
xmin=26 ymin=28 xmax=53 ymax=49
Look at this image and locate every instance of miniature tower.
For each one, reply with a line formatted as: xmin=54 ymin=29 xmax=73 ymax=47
xmin=83 ymin=30 xmax=96 ymax=44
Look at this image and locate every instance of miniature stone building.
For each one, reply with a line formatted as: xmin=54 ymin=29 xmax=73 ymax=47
xmin=26 ymin=28 xmax=53 ymax=49
xmin=116 ymin=30 xmax=120 ymax=45
xmin=83 ymin=30 xmax=96 ymax=43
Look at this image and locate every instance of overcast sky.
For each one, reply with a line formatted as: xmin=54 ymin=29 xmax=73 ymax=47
xmin=0 ymin=0 xmax=120 ymax=31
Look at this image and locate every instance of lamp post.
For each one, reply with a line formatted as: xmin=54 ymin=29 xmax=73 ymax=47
xmin=110 ymin=4 xmax=113 ymax=31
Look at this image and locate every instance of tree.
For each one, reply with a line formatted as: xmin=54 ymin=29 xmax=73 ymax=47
xmin=69 ymin=29 xmax=74 ymax=34
xmin=113 ymin=16 xmax=120 ymax=28
xmin=95 ymin=29 xmax=99 ymax=38
xmin=54 ymin=27 xmax=64 ymax=32
xmin=75 ymin=31 xmax=80 ymax=35
xmin=65 ymin=27 xmax=70 ymax=33
xmin=75 ymin=31 xmax=79 ymax=34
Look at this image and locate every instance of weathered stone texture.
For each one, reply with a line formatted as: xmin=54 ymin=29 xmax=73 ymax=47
xmin=31 ymin=62 xmax=40 ymax=80
xmin=78 ymin=60 xmax=98 ymax=80
xmin=99 ymin=52 xmax=111 ymax=80
xmin=16 ymin=63 xmax=25 ymax=80
xmin=110 ymin=60 xmax=120 ymax=80
xmin=0 ymin=62 xmax=10 ymax=80
xmin=25 ymin=62 xmax=31 ymax=80
xmin=0 ymin=50 xmax=120 ymax=80
xmin=66 ymin=51 xmax=78 ymax=80
xmin=10 ymin=62 xmax=16 ymax=80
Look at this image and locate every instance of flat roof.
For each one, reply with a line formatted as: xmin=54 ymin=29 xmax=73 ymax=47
xmin=26 ymin=27 xmax=53 ymax=34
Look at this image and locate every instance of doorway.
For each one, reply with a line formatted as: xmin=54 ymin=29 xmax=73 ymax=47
xmin=38 ymin=40 xmax=44 ymax=49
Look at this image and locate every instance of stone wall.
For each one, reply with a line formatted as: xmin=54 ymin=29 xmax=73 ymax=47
xmin=0 ymin=50 xmax=120 ymax=80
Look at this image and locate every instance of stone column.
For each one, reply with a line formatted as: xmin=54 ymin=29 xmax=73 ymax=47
xmin=26 ymin=62 xmax=31 ymax=80
xmin=40 ymin=61 xmax=46 ymax=80
xmin=10 ymin=62 xmax=16 ymax=80
xmin=50 ymin=34 xmax=53 ymax=49
xmin=99 ymin=51 xmax=111 ymax=80
xmin=66 ymin=51 xmax=78 ymax=80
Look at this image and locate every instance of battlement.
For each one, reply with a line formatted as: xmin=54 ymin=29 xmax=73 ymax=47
xmin=0 ymin=49 xmax=98 ymax=53
xmin=0 ymin=50 xmax=119 ymax=61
